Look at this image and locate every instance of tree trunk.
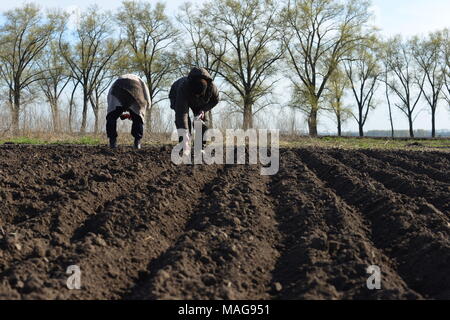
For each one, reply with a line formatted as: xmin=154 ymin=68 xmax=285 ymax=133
xmin=50 ymin=101 xmax=60 ymax=133
xmin=358 ymin=106 xmax=364 ymax=137
xmin=146 ymin=107 xmax=152 ymax=133
xmin=431 ymin=108 xmax=436 ymax=138
xmin=12 ymin=93 xmax=20 ymax=135
xmin=408 ymin=114 xmax=414 ymax=138
xmin=337 ymin=116 xmax=342 ymax=137
xmin=69 ymin=81 xmax=79 ymax=133
xmin=69 ymin=99 xmax=74 ymax=134
xmin=385 ymin=82 xmax=394 ymax=138
xmin=243 ymin=102 xmax=253 ymax=130
xmin=359 ymin=125 xmax=364 ymax=137
xmin=308 ymin=98 xmax=319 ymax=136
xmin=11 ymin=108 xmax=20 ymax=135
xmin=80 ymin=93 xmax=88 ymax=133
xmin=308 ymin=110 xmax=318 ymax=136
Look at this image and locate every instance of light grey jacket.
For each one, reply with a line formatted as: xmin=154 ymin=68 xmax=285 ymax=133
xmin=107 ymin=74 xmax=151 ymax=122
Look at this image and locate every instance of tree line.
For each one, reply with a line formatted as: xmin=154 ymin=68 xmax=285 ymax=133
xmin=0 ymin=0 xmax=449 ymax=137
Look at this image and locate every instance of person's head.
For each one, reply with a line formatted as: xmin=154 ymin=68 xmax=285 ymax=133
xmin=189 ymin=77 xmax=208 ymax=97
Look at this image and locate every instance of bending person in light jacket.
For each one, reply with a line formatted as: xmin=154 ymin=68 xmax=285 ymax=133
xmin=106 ymin=74 xmax=151 ymax=149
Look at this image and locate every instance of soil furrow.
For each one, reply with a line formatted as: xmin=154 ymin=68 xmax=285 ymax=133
xmin=0 ymin=146 xmax=170 ymax=299
xmin=1 ymin=145 xmax=449 ymax=300
xmin=298 ymin=148 xmax=450 ymax=299
xmin=326 ymin=149 xmax=450 ymax=217
xmin=270 ymin=150 xmax=420 ymax=300
xmin=55 ymin=164 xmax=222 ymax=300
xmin=360 ymin=149 xmax=450 ymax=184
xmin=395 ymin=150 xmax=450 ymax=171
xmin=127 ymin=164 xmax=281 ymax=300
xmin=2 ymin=163 xmax=221 ymax=299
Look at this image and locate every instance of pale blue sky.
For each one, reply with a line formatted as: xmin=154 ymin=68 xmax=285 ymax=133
xmin=2 ymin=0 xmax=449 ymax=36
xmin=371 ymin=0 xmax=450 ymax=37
xmin=1 ymin=0 xmax=450 ymax=133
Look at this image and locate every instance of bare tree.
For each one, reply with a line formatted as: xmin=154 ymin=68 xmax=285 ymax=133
xmin=116 ymin=1 xmax=179 ymax=131
xmin=324 ymin=67 xmax=351 ymax=136
xmin=280 ymin=0 xmax=374 ymax=136
xmin=412 ymin=32 xmax=445 ymax=138
xmin=442 ymin=29 xmax=450 ymax=110
xmin=59 ymin=6 xmax=121 ymax=133
xmin=177 ymin=3 xmax=224 ymax=78
xmin=379 ymin=43 xmax=396 ymax=138
xmin=383 ymin=68 xmax=395 ymax=138
xmin=89 ymin=65 xmax=118 ymax=133
xmin=0 ymin=4 xmax=63 ymax=134
xmin=37 ymin=40 xmax=71 ymax=132
xmin=200 ymin=0 xmax=284 ymax=129
xmin=384 ymin=36 xmax=426 ymax=138
xmin=344 ymin=42 xmax=381 ymax=137
xmin=67 ymin=79 xmax=80 ymax=133
xmin=177 ymin=2 xmax=227 ymax=126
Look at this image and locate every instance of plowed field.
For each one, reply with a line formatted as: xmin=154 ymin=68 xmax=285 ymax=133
xmin=0 ymin=145 xmax=449 ymax=300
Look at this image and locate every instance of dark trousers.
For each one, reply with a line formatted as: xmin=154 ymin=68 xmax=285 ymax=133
xmin=106 ymin=107 xmax=143 ymax=140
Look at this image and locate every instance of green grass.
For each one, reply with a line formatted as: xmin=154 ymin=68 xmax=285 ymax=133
xmin=1 ymin=137 xmax=45 ymax=145
xmin=280 ymin=136 xmax=450 ymax=150
xmin=57 ymin=136 xmax=102 ymax=145
xmin=0 ymin=136 xmax=102 ymax=145
xmin=1 ymin=134 xmax=449 ymax=151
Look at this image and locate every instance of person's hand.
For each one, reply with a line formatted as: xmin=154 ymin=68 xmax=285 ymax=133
xmin=120 ymin=113 xmax=132 ymax=120
xmin=194 ymin=111 xmax=205 ymax=121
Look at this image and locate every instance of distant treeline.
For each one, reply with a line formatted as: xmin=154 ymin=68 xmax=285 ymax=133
xmin=281 ymin=130 xmax=450 ymax=138
xmin=0 ymin=0 xmax=449 ymax=138
xmin=342 ymin=130 xmax=450 ymax=138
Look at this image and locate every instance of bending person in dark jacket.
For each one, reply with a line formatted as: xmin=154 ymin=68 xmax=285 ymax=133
xmin=169 ymin=67 xmax=219 ymax=154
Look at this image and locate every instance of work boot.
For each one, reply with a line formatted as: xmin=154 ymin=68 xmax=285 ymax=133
xmin=109 ymin=137 xmax=117 ymax=149
xmin=134 ymin=139 xmax=142 ymax=150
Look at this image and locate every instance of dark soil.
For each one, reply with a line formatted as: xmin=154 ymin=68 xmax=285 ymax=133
xmin=0 ymin=145 xmax=449 ymax=300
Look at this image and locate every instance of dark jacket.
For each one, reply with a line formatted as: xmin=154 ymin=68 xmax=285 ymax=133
xmin=169 ymin=67 xmax=219 ymax=130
